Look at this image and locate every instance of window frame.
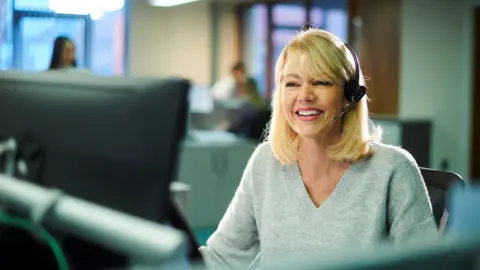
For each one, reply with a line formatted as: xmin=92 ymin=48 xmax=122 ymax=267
xmin=5 ymin=0 xmax=129 ymax=74
xmin=12 ymin=9 xmax=91 ymax=69
xmin=236 ymin=0 xmax=348 ymax=99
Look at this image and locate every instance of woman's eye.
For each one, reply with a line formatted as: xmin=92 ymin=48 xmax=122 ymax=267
xmin=312 ymin=80 xmax=333 ymax=86
xmin=285 ymin=82 xmax=299 ymax=88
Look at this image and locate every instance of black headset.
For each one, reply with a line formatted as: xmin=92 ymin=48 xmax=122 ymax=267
xmin=300 ymin=24 xmax=366 ymax=120
xmin=331 ymin=43 xmax=366 ymax=121
xmin=301 ymin=24 xmax=366 ymax=110
xmin=342 ymin=43 xmax=366 ymax=105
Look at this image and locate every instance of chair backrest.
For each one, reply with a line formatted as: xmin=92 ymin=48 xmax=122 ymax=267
xmin=247 ymin=108 xmax=271 ymax=142
xmin=419 ymin=167 xmax=464 ymax=233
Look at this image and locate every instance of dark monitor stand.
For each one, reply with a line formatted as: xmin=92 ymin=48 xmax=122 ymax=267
xmin=0 ymin=71 xmax=202 ymax=269
xmin=0 ymin=174 xmax=189 ymax=270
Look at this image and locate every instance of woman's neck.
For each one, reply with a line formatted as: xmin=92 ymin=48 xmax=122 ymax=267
xmin=297 ymin=128 xmax=345 ymax=180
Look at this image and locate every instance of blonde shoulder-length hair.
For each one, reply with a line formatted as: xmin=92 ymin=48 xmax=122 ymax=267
xmin=266 ymin=28 xmax=382 ymax=165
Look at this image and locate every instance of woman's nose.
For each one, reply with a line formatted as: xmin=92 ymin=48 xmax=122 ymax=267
xmin=297 ymin=85 xmax=316 ymax=102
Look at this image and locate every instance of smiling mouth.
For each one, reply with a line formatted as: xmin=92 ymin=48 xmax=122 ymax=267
xmin=295 ymin=109 xmax=324 ymax=116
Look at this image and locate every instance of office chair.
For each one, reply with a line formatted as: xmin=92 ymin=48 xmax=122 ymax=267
xmin=419 ymin=167 xmax=464 ymax=234
xmin=247 ymin=108 xmax=271 ymax=143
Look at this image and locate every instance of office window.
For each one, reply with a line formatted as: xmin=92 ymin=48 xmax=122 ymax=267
xmin=273 ymin=3 xmax=306 ymax=27
xmin=324 ymin=9 xmax=347 ymax=42
xmin=241 ymin=0 xmax=348 ymax=97
xmin=310 ymin=7 xmax=323 ymax=27
xmin=0 ymin=0 xmax=13 ymax=69
xmin=10 ymin=0 xmax=126 ymax=74
xmin=91 ymin=9 xmax=125 ymax=75
xmin=271 ymin=1 xmax=305 ymax=92
xmin=17 ymin=17 xmax=86 ymax=71
xmin=311 ymin=0 xmax=348 ymax=41
xmin=271 ymin=29 xmax=298 ymax=88
xmin=243 ymin=4 xmax=268 ymax=96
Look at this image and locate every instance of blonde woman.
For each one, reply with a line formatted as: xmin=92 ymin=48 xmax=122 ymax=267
xmin=199 ymin=28 xmax=438 ymax=269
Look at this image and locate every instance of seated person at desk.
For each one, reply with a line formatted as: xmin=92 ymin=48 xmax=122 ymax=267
xmin=199 ymin=28 xmax=439 ymax=269
xmin=212 ymin=61 xmax=268 ymax=138
xmin=212 ymin=62 xmax=258 ymax=103
xmin=222 ymin=78 xmax=268 ymax=138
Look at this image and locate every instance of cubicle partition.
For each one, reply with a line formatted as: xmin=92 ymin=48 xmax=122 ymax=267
xmin=372 ymin=116 xmax=432 ymax=168
xmin=176 ymin=130 xmax=256 ymax=229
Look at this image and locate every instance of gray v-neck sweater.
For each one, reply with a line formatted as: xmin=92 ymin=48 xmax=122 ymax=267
xmin=199 ymin=142 xmax=439 ymax=270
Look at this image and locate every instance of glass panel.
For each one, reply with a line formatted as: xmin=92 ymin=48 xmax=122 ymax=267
xmin=0 ymin=0 xmax=13 ymax=69
xmin=325 ymin=9 xmax=348 ymax=42
xmin=17 ymin=16 xmax=85 ymax=71
xmin=310 ymin=7 xmax=323 ymax=27
xmin=243 ymin=4 xmax=268 ymax=97
xmin=91 ymin=9 xmax=126 ymax=75
xmin=311 ymin=0 xmax=348 ymax=41
xmin=271 ymin=29 xmax=298 ymax=90
xmin=272 ymin=4 xmax=306 ymax=27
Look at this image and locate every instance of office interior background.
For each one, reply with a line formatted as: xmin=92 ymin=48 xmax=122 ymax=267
xmin=0 ymin=0 xmax=479 ymax=244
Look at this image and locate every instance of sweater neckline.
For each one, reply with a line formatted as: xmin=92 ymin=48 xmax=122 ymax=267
xmin=283 ymin=158 xmax=367 ymax=221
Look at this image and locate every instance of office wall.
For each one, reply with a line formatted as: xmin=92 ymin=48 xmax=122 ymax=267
xmin=216 ymin=2 xmax=240 ymax=80
xmin=128 ymin=0 xmax=238 ymax=85
xmin=399 ymin=0 xmax=474 ymax=177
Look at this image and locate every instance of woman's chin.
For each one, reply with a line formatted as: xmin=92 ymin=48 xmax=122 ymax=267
xmin=296 ymin=127 xmax=327 ymax=140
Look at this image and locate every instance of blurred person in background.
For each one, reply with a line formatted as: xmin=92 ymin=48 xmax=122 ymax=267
xmin=221 ymin=78 xmax=269 ymax=139
xmin=212 ymin=62 xmax=260 ymax=103
xmin=48 ymin=35 xmax=88 ymax=73
xmin=241 ymin=78 xmax=267 ymax=109
xmin=215 ymin=62 xmax=269 ymax=140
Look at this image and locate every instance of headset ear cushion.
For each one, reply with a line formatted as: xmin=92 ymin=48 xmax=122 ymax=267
xmin=344 ymin=80 xmax=366 ymax=103
xmin=352 ymin=85 xmax=366 ymax=103
xmin=344 ymin=80 xmax=358 ymax=102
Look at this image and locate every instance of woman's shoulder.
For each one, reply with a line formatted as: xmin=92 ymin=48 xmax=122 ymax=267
xmin=245 ymin=141 xmax=283 ymax=179
xmin=249 ymin=141 xmax=277 ymax=166
xmin=245 ymin=142 xmax=285 ymax=198
xmin=353 ymin=142 xmax=424 ymax=193
xmin=367 ymin=142 xmax=419 ymax=170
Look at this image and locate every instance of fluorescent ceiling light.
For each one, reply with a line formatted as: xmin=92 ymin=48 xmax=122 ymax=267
xmin=48 ymin=0 xmax=124 ymax=18
xmin=149 ymin=0 xmax=200 ymax=7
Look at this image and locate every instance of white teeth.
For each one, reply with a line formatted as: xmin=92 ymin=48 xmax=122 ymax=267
xmin=298 ymin=110 xmax=320 ymax=116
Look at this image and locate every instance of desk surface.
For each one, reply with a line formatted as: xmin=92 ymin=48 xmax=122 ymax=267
xmin=184 ymin=130 xmax=246 ymax=147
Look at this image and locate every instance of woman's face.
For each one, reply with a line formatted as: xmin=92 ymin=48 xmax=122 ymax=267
xmin=281 ymin=51 xmax=344 ymax=140
xmin=61 ymin=41 xmax=76 ymax=67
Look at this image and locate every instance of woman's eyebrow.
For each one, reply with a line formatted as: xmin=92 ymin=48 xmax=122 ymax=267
xmin=284 ymin=73 xmax=301 ymax=79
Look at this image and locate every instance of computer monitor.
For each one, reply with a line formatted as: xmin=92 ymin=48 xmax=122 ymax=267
xmin=0 ymin=71 xmax=200 ymax=269
xmin=446 ymin=182 xmax=480 ymax=235
xmin=275 ymin=235 xmax=480 ymax=270
xmin=189 ymin=85 xmax=213 ymax=114
xmin=0 ymin=173 xmax=189 ymax=270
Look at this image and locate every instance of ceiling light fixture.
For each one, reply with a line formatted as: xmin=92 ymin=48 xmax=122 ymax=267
xmin=148 ymin=0 xmax=200 ymax=7
xmin=48 ymin=0 xmax=124 ymax=20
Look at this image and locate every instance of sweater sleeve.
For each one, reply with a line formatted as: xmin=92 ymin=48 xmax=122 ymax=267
xmin=387 ymin=150 xmax=440 ymax=244
xmin=199 ymin=149 xmax=260 ymax=270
